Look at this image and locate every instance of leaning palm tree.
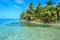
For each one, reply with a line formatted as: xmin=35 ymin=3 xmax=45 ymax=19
xmin=21 ymin=11 xmax=32 ymax=21
xmin=21 ymin=3 xmax=34 ymax=21
xmin=20 ymin=11 xmax=28 ymax=19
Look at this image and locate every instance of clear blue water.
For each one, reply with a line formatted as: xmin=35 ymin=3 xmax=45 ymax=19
xmin=0 ymin=19 xmax=60 ymax=40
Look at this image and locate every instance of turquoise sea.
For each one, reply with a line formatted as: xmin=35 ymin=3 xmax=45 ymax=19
xmin=0 ymin=19 xmax=60 ymax=40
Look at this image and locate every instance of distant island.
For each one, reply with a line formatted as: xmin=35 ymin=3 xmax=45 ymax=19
xmin=20 ymin=0 xmax=60 ymax=24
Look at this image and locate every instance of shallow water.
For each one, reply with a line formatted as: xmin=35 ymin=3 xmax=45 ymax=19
xmin=0 ymin=19 xmax=60 ymax=40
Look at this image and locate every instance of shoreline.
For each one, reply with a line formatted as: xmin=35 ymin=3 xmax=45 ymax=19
xmin=20 ymin=20 xmax=60 ymax=25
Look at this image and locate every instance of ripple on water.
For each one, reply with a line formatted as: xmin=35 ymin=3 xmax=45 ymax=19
xmin=0 ymin=24 xmax=60 ymax=40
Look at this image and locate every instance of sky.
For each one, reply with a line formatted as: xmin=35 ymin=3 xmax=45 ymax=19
xmin=0 ymin=0 xmax=60 ymax=19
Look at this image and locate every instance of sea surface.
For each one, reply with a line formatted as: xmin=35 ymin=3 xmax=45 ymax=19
xmin=0 ymin=19 xmax=60 ymax=40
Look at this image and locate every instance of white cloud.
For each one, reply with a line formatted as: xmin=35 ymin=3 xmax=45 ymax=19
xmin=15 ymin=0 xmax=23 ymax=4
xmin=13 ymin=4 xmax=21 ymax=9
xmin=0 ymin=0 xmax=27 ymax=9
xmin=15 ymin=0 xmax=27 ymax=7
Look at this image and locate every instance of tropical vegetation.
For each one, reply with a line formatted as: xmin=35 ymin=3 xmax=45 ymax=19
xmin=20 ymin=0 xmax=60 ymax=23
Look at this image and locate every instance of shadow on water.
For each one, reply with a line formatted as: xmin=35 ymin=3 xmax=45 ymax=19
xmin=25 ymin=23 xmax=60 ymax=30
xmin=20 ymin=23 xmax=51 ymax=27
xmin=50 ymin=25 xmax=60 ymax=30
xmin=5 ymin=22 xmax=51 ymax=27
xmin=5 ymin=22 xmax=60 ymax=30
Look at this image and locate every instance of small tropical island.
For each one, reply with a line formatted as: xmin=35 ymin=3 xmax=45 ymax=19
xmin=20 ymin=0 xmax=60 ymax=24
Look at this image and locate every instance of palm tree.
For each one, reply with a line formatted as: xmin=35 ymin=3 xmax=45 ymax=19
xmin=35 ymin=3 xmax=42 ymax=14
xmin=56 ymin=2 xmax=60 ymax=13
xmin=44 ymin=0 xmax=55 ymax=22
xmin=56 ymin=2 xmax=60 ymax=21
xmin=28 ymin=3 xmax=34 ymax=14
xmin=34 ymin=3 xmax=42 ymax=20
xmin=46 ymin=0 xmax=55 ymax=6
xmin=26 ymin=3 xmax=35 ymax=21
xmin=21 ymin=3 xmax=34 ymax=21
xmin=20 ymin=11 xmax=28 ymax=19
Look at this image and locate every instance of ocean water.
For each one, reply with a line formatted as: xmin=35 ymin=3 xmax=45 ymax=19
xmin=0 ymin=19 xmax=60 ymax=40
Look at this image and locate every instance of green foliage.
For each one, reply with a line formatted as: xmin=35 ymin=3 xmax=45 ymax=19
xmin=46 ymin=0 xmax=55 ymax=5
xmin=28 ymin=3 xmax=34 ymax=14
xmin=20 ymin=0 xmax=60 ymax=23
xmin=57 ymin=2 xmax=60 ymax=11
